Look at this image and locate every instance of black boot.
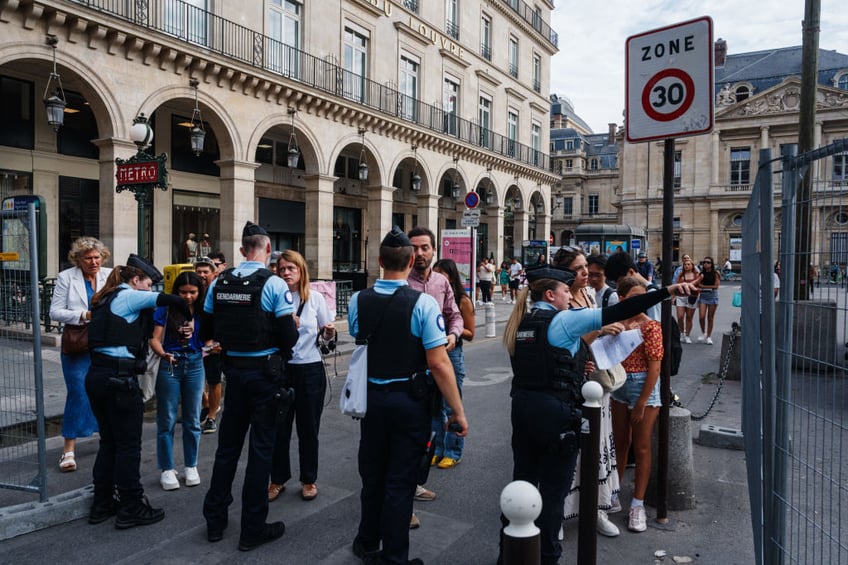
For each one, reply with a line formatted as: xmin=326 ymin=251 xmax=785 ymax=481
xmin=115 ymin=496 xmax=165 ymax=529
xmin=89 ymin=493 xmax=118 ymax=525
xmin=238 ymin=521 xmax=285 ymax=551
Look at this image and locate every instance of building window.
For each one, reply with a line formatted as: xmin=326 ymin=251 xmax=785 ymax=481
xmin=343 ymin=25 xmax=368 ymax=103
xmin=565 ymin=159 xmax=573 ymax=170
xmin=673 ymin=150 xmax=682 ymax=188
xmin=165 ymin=0 xmax=208 ymax=46
xmin=838 ymin=74 xmax=848 ymax=90
xmin=444 ymin=76 xmax=459 ymax=136
xmin=735 ymin=85 xmax=750 ymax=101
xmin=507 ymin=110 xmax=518 ymax=157
xmin=333 ymin=206 xmax=363 ymax=272
xmin=508 ymin=37 xmax=518 ymax=78
xmin=834 ymin=153 xmax=848 ymax=182
xmin=402 ymin=0 xmax=418 ymax=13
xmin=532 ymin=54 xmax=541 ymax=93
xmin=172 ymin=190 xmax=220 ymax=264
xmin=57 ymin=90 xmax=99 ymax=159
xmin=566 ymin=140 xmax=574 ymax=150
xmin=399 ymin=54 xmax=419 ymax=121
xmin=0 ymin=75 xmax=34 ymax=149
xmin=481 ymin=14 xmax=492 ymax=61
xmin=562 ymin=196 xmax=573 ymax=217
xmin=170 ymin=114 xmax=220 ymax=175
xmin=730 ymin=147 xmax=751 ymax=186
xmin=531 ymin=122 xmax=541 ymax=166
xmin=588 ymin=194 xmax=599 ymax=216
xmin=479 ymin=95 xmax=492 ymax=148
xmin=590 ymin=159 xmax=598 ymax=170
xmin=445 ymin=0 xmax=459 ymax=39
xmin=267 ymin=0 xmax=301 ymax=76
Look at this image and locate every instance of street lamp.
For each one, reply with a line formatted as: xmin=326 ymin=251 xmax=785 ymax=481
xmin=357 ymin=128 xmax=369 ymax=182
xmin=286 ymin=107 xmax=300 ymax=168
xmin=451 ymin=156 xmax=461 ymax=199
xmin=411 ymin=145 xmax=421 ymax=192
xmin=43 ymin=35 xmax=67 ymax=132
xmin=117 ymin=113 xmax=169 ymax=256
xmin=188 ymin=78 xmax=205 ymax=156
xmin=485 ymin=166 xmax=494 ymax=205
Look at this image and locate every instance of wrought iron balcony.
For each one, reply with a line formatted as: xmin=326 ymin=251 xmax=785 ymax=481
xmin=481 ymin=44 xmax=492 ymax=61
xmin=501 ymin=0 xmax=558 ymax=49
xmin=445 ymin=21 xmax=459 ymax=40
xmin=64 ymin=0 xmax=550 ymax=171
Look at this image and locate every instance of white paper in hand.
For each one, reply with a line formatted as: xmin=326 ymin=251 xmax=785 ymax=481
xmin=590 ymin=329 xmax=644 ymax=370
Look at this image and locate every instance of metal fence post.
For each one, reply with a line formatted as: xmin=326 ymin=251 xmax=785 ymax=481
xmin=577 ymin=381 xmax=602 ymax=565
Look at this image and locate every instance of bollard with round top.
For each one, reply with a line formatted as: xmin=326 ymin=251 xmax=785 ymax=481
xmin=577 ymin=381 xmax=603 ymax=565
xmin=500 ymin=480 xmax=542 ymax=565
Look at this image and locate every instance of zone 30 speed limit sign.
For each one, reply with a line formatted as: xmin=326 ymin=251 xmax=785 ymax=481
xmin=626 ymin=17 xmax=713 ymax=142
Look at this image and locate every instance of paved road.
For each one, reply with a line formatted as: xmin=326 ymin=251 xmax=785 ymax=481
xmin=1 ymin=285 xmax=754 ymax=564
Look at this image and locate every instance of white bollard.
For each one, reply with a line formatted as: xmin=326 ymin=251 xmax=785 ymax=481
xmin=500 ymin=480 xmax=541 ymax=564
xmin=485 ymin=302 xmax=496 ymax=338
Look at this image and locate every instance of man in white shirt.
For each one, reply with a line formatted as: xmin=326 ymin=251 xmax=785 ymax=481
xmin=508 ymin=257 xmax=523 ymax=304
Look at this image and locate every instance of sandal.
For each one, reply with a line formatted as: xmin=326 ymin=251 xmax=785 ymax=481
xmin=59 ymin=452 xmax=77 ymax=473
xmin=268 ymin=483 xmax=285 ymax=502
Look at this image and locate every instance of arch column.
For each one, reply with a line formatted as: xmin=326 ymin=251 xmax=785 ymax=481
xmin=760 ymin=126 xmax=770 ymax=149
xmin=711 ymin=130 xmax=720 ymax=186
xmin=710 ymin=209 xmax=719 ymax=259
xmin=93 ymin=137 xmax=142 ymax=265
xmin=415 ymin=193 xmax=440 ymax=233
xmin=514 ymin=210 xmax=529 ymax=258
xmin=367 ymin=184 xmax=394 ymax=285
xmin=304 ymin=174 xmax=337 ymax=280
xmin=216 ymin=159 xmax=260 ymax=266
xmin=487 ymin=206 xmax=503 ymax=261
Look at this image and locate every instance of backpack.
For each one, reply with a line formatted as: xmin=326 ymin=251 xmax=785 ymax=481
xmin=647 ymin=284 xmax=682 ymax=376
xmin=601 ymin=287 xmax=614 ymax=309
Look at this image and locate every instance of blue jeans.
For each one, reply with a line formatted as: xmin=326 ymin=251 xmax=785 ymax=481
xmin=434 ymin=343 xmax=465 ymax=460
xmin=156 ymin=351 xmax=204 ymax=470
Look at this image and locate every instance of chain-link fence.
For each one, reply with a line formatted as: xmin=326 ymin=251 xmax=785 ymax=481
xmin=743 ymin=139 xmax=848 ymax=565
xmin=0 ymin=202 xmax=47 ymax=502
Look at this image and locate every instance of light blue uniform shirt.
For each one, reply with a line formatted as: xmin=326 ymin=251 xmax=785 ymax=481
xmin=348 ymin=279 xmax=447 ymax=384
xmin=91 ymin=283 xmax=160 ymax=359
xmin=203 ymin=261 xmax=294 ymax=357
xmin=533 ymin=301 xmax=602 ymax=357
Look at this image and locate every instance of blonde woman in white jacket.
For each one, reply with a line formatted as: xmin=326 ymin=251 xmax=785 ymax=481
xmin=50 ymin=237 xmax=112 ymax=472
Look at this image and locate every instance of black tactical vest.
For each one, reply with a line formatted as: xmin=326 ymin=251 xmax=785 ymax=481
xmin=357 ymin=285 xmax=427 ymax=380
xmin=212 ymin=267 xmax=279 ymax=351
xmin=510 ymin=308 xmax=587 ymax=402
xmin=88 ymin=287 xmax=148 ymax=357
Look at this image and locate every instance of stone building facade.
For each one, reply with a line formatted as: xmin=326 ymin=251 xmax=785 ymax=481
xmin=0 ymin=0 xmax=559 ymax=285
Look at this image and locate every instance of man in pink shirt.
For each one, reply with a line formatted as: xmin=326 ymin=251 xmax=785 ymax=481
xmin=406 ymin=226 xmax=464 ymax=526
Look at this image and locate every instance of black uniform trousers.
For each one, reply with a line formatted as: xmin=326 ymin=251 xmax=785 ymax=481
xmin=510 ymin=388 xmax=581 ymax=565
xmin=85 ymin=361 xmax=145 ymax=505
xmin=271 ymin=361 xmax=327 ymax=485
xmin=357 ymin=387 xmax=429 ymax=565
xmin=203 ymin=363 xmax=279 ymax=533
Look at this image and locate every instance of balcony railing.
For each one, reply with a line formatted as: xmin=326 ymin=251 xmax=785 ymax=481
xmin=66 ymin=0 xmax=550 ymax=171
xmin=445 ymin=21 xmax=459 ymax=40
xmin=481 ymin=44 xmax=492 ymax=61
xmin=509 ymin=64 xmax=519 ymax=78
xmin=402 ymin=0 xmax=418 ymax=13
xmin=501 ymin=0 xmax=558 ymax=48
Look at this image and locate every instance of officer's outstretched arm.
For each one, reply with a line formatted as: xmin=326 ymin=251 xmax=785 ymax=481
xmin=156 ymin=293 xmax=192 ymax=319
xmin=426 ymin=346 xmax=468 ymax=437
xmin=276 ymin=314 xmax=299 ymax=355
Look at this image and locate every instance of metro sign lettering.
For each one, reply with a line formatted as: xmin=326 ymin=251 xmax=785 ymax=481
xmin=116 ymin=162 xmax=159 ymax=185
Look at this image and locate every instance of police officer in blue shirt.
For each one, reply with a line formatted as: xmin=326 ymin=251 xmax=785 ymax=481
xmin=200 ymin=221 xmax=299 ymax=551
xmin=86 ymin=254 xmax=192 ymax=529
xmin=349 ymin=226 xmax=468 ymax=565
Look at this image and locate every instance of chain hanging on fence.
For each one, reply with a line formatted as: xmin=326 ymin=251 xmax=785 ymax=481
xmin=673 ymin=322 xmax=740 ymax=421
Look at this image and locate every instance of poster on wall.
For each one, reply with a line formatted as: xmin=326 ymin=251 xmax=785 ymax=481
xmin=579 ymin=241 xmax=602 ymax=255
xmin=441 ymin=228 xmax=473 ymax=292
xmin=729 ymin=237 xmax=742 ymax=262
xmin=606 ymin=240 xmax=628 ymax=254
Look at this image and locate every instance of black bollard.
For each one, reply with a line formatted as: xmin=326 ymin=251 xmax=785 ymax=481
xmin=500 ymin=480 xmax=542 ymax=565
xmin=577 ymin=381 xmax=603 ymax=565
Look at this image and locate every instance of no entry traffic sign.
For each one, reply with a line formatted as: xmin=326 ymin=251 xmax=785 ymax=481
xmin=626 ymin=17 xmax=713 ymax=142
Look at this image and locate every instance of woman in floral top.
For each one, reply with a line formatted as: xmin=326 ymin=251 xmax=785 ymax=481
xmin=610 ymin=276 xmax=664 ymax=534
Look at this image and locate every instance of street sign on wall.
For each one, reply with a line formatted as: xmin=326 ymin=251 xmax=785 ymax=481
xmin=626 ymin=16 xmax=714 ymax=142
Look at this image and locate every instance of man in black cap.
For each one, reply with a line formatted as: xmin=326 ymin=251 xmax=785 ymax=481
xmin=348 ymin=226 xmax=468 ymax=565
xmin=200 ymin=221 xmax=299 ymax=551
xmin=635 ymin=251 xmax=654 ymax=283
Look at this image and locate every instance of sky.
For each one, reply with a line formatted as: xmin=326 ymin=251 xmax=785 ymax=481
xmin=549 ymin=0 xmax=848 ymax=134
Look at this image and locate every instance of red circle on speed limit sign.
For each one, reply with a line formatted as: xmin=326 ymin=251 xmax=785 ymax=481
xmin=641 ymin=68 xmax=695 ymax=122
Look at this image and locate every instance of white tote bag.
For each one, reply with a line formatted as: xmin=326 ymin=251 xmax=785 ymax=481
xmin=340 ymin=344 xmax=368 ymax=418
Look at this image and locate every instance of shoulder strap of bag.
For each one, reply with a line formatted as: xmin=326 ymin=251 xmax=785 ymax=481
xmin=601 ymin=287 xmax=613 ymax=308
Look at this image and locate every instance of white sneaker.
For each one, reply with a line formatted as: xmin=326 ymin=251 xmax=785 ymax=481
xmin=184 ymin=466 xmax=200 ymax=487
xmin=608 ymin=497 xmax=622 ymax=514
xmin=684 ymin=336 xmax=692 ymax=344
xmin=160 ymin=469 xmax=180 ymax=491
xmin=628 ymin=505 xmax=647 ymax=532
xmin=706 ymin=336 xmax=714 ymax=345
xmin=597 ymin=510 xmax=620 ymax=537
xmin=697 ymin=335 xmax=705 ymax=342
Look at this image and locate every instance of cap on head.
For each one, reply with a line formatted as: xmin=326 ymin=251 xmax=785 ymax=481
xmin=525 ymin=265 xmax=576 ymax=286
xmin=638 ymin=252 xmax=647 ymax=258
xmin=242 ymin=221 xmax=268 ymax=238
xmin=380 ymin=225 xmax=412 ymax=248
xmin=195 ymin=256 xmax=214 ymax=269
xmin=270 ymin=250 xmax=283 ymax=262
xmin=126 ymin=253 xmax=163 ymax=284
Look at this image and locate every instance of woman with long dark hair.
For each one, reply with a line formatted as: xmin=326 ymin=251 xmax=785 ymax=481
xmin=696 ymin=256 xmax=721 ymax=344
xmin=432 ymin=258 xmax=474 ymax=469
xmin=85 ymin=256 xmax=190 ymax=528
xmin=148 ymin=271 xmax=206 ymax=491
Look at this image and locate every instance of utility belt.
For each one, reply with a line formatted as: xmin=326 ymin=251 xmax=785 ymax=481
xmin=225 ymin=354 xmax=278 ymax=369
xmin=368 ymin=370 xmax=432 ymax=401
xmin=91 ymin=353 xmax=145 ymax=375
xmin=512 ymin=384 xmax=581 ymax=405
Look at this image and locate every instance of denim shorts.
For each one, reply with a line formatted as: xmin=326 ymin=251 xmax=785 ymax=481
xmin=697 ymin=289 xmax=719 ymax=305
xmin=611 ymin=371 xmax=662 ymax=409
